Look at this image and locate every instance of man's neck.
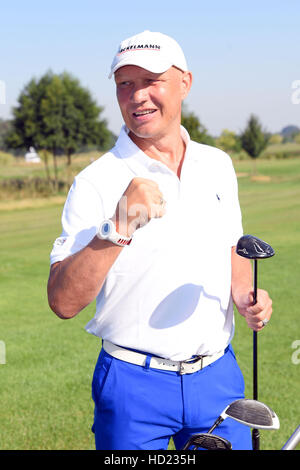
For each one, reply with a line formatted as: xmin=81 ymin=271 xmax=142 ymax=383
xmin=128 ymin=128 xmax=186 ymax=179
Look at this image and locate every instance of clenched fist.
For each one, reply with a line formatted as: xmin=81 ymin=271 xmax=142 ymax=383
xmin=114 ymin=177 xmax=166 ymax=237
xmin=234 ymin=288 xmax=273 ymax=332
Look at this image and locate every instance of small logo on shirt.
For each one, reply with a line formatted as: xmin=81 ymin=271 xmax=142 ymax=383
xmin=54 ymin=237 xmax=67 ymax=246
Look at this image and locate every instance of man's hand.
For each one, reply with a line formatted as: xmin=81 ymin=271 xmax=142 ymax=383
xmin=233 ymin=288 xmax=273 ymax=332
xmin=231 ymin=247 xmax=273 ymax=331
xmin=114 ymin=177 xmax=166 ymax=237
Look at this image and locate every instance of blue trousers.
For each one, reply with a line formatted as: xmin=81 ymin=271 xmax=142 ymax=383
xmin=91 ymin=344 xmax=252 ymax=450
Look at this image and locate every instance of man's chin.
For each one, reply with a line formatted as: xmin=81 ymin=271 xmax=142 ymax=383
xmin=128 ymin=127 xmax=158 ymax=141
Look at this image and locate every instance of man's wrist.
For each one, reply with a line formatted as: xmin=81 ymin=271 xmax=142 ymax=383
xmin=115 ymin=218 xmax=130 ymax=238
xmin=97 ymin=219 xmax=132 ymax=247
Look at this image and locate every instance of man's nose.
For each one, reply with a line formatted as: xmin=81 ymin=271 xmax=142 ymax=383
xmin=130 ymin=85 xmax=148 ymax=103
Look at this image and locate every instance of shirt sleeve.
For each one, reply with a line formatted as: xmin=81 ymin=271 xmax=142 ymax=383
xmin=49 ymin=176 xmax=105 ymax=265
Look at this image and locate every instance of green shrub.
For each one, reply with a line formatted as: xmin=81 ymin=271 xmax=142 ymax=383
xmin=0 ymin=151 xmax=14 ymax=166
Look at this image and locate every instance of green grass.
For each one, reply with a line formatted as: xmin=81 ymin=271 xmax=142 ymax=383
xmin=0 ymin=157 xmax=299 ymax=450
xmin=0 ymin=205 xmax=100 ymax=450
xmin=262 ymin=142 xmax=300 ymax=159
xmin=0 ymin=151 xmax=100 ymax=181
xmin=0 ymin=151 xmax=102 ymax=200
xmin=231 ymin=158 xmax=300 ymax=450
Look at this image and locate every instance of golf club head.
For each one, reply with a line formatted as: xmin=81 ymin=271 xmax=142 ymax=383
xmin=236 ymin=235 xmax=275 ymax=260
xmin=222 ymin=399 xmax=280 ymax=430
xmin=182 ymin=433 xmax=232 ymax=450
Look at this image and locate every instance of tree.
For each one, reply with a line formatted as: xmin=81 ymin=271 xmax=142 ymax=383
xmin=42 ymin=72 xmax=112 ymax=166
xmin=6 ymin=71 xmax=113 ymax=185
xmin=0 ymin=119 xmax=12 ymax=150
xmin=5 ymin=72 xmax=54 ymax=150
xmin=293 ymin=133 xmax=300 ymax=145
xmin=216 ymin=129 xmax=241 ymax=154
xmin=268 ymin=134 xmax=283 ymax=145
xmin=281 ymin=125 xmax=300 ymax=142
xmin=240 ymin=114 xmax=269 ymax=174
xmin=181 ymin=107 xmax=215 ymax=146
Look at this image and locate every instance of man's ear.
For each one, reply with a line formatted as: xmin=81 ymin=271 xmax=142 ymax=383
xmin=181 ymin=71 xmax=193 ymax=100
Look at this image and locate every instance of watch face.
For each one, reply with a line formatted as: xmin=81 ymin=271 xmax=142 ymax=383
xmin=100 ymin=220 xmax=112 ymax=238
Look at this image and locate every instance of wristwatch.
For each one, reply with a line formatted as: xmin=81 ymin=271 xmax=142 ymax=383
xmin=96 ymin=219 xmax=132 ymax=247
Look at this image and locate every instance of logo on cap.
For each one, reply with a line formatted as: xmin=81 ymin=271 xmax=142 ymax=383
xmin=118 ymin=44 xmax=161 ymax=55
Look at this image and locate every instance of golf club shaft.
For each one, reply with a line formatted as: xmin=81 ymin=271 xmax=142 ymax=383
xmin=207 ymin=416 xmax=224 ymax=434
xmin=252 ymin=259 xmax=260 ymax=450
xmin=253 ymin=333 xmax=258 ymax=400
xmin=281 ymin=426 xmax=300 ymax=450
xmin=253 ymin=259 xmax=258 ymax=401
xmin=236 ymin=235 xmax=275 ymax=451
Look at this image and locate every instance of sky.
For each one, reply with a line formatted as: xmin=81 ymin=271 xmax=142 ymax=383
xmin=1 ymin=0 xmax=299 ymax=137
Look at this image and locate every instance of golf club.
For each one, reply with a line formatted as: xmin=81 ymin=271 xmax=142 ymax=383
xmin=182 ymin=422 xmax=299 ymax=452
xmin=207 ymin=398 xmax=280 ymax=434
xmin=281 ymin=426 xmax=300 ymax=450
xmin=182 ymin=422 xmax=299 ymax=451
xmin=182 ymin=433 xmax=232 ymax=450
xmin=236 ymin=234 xmax=275 ymax=450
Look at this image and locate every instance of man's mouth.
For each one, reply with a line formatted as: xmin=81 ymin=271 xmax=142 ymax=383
xmin=133 ymin=109 xmax=157 ymax=117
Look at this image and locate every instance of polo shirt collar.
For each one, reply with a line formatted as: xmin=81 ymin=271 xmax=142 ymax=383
xmin=114 ymin=125 xmax=192 ymax=175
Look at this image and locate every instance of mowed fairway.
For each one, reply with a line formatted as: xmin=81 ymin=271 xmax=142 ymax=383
xmin=0 ymin=203 xmax=100 ymax=450
xmin=231 ymin=159 xmax=300 ymax=450
xmin=0 ymin=157 xmax=299 ymax=450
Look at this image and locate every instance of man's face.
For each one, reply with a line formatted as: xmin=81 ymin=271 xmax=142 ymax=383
xmin=115 ymin=65 xmax=192 ymax=141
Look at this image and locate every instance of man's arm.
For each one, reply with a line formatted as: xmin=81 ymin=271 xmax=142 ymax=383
xmin=47 ymin=237 xmax=123 ymax=319
xmin=231 ymin=246 xmax=273 ymax=331
xmin=47 ymin=177 xmax=166 ymax=319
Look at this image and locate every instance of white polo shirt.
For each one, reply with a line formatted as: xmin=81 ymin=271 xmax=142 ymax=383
xmin=50 ymin=125 xmax=243 ymax=361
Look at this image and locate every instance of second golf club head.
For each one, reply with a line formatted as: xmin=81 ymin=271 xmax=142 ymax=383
xmin=182 ymin=433 xmax=232 ymax=450
xmin=236 ymin=234 xmax=275 ymax=260
xmin=222 ymin=399 xmax=280 ymax=430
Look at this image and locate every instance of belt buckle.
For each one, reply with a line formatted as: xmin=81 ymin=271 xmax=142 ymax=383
xmin=179 ymin=355 xmax=204 ymax=375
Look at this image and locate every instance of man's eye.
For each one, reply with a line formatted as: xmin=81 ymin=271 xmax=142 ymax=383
xmin=118 ymin=81 xmax=130 ymax=87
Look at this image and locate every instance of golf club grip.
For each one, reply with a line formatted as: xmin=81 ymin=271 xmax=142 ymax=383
xmin=252 ymin=428 xmax=260 ymax=450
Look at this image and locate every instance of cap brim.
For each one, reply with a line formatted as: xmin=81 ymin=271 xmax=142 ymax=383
xmin=108 ymin=54 xmax=173 ymax=79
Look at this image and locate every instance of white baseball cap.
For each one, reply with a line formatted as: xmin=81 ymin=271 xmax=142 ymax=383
xmin=109 ymin=30 xmax=188 ymax=79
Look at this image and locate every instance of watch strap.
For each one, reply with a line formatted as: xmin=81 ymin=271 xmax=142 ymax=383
xmin=97 ymin=219 xmax=132 ymax=247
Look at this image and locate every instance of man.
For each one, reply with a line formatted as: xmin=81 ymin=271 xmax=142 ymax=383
xmin=47 ymin=30 xmax=272 ymax=450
